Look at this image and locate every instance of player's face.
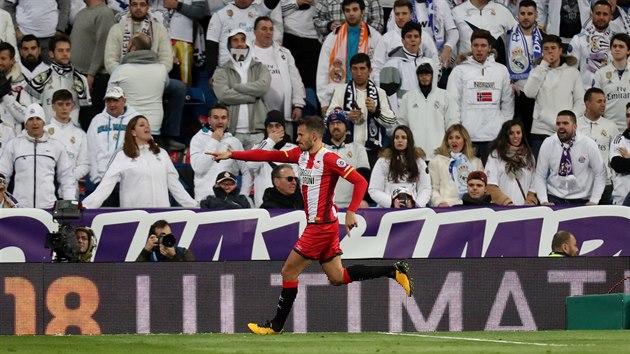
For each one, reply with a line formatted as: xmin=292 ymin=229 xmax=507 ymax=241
xmin=611 ymin=39 xmax=630 ymax=62
xmin=343 ymin=3 xmax=364 ymax=27
xmin=274 ymin=167 xmax=297 ymax=196
xmin=296 ymin=125 xmax=314 ymax=151
xmin=592 ymin=4 xmax=612 ymax=31
xmin=25 ymin=117 xmax=45 ymax=139
xmin=132 ymin=117 xmax=152 ymax=144
xmin=467 ymin=179 xmax=487 ymax=199
xmin=350 ymin=62 xmax=371 ymax=87
xmin=586 ymin=92 xmax=606 ymax=118
xmin=402 ymin=30 xmax=421 ymax=54
xmin=106 ymin=97 xmax=126 ymax=117
xmin=208 ymin=108 xmax=229 ymax=131
xmin=52 ymin=99 xmax=74 ymax=122
xmin=218 ymin=180 xmax=237 ymax=194
xmin=76 ymin=231 xmax=90 ymax=253
xmin=266 ymin=122 xmax=285 ymax=136
xmin=0 ymin=49 xmax=15 ymax=75
xmin=20 ymin=39 xmax=41 ymax=64
xmin=471 ymin=38 xmax=490 ymax=63
xmin=517 ymin=5 xmax=537 ymax=30
xmin=328 ymin=120 xmax=347 ymax=142
xmin=556 ymin=115 xmax=577 ymax=143
xmin=564 ymin=235 xmax=579 ymax=256
xmin=447 ymin=131 xmax=464 ymax=153
xmin=393 ymin=6 xmax=412 ymax=29
xmin=129 ymin=0 xmax=149 ymax=21
xmin=254 ymin=19 xmax=274 ymax=48
xmin=542 ymin=42 xmax=562 ymax=67
xmin=508 ymin=124 xmax=523 ymax=147
xmin=418 ymin=72 xmax=432 ymax=86
xmin=50 ymin=41 xmax=71 ymax=65
xmin=393 ymin=128 xmax=408 ymax=151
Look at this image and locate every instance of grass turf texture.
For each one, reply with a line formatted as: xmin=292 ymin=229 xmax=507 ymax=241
xmin=1 ymin=331 xmax=629 ymax=354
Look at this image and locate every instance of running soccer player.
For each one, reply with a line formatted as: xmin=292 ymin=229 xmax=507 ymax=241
xmin=210 ymin=116 xmax=413 ymax=335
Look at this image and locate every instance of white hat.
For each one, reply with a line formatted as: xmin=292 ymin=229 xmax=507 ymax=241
xmin=24 ymin=103 xmax=45 ymax=122
xmin=104 ymin=86 xmax=125 ymax=100
xmin=227 ymin=28 xmax=247 ymax=46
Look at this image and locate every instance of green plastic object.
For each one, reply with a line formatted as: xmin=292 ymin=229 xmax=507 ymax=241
xmin=566 ymin=294 xmax=630 ymax=330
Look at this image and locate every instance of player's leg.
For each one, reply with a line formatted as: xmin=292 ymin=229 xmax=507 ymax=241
xmin=248 ymin=250 xmax=311 ymax=335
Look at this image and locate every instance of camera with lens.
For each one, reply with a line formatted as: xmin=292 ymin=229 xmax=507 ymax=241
xmin=45 ymin=200 xmax=82 ymax=262
xmin=391 ymin=188 xmax=415 ymax=209
xmin=155 ymin=233 xmax=177 ymax=250
xmin=395 ymin=193 xmax=411 ymax=208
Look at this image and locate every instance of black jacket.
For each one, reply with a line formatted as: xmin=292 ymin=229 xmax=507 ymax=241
xmin=200 ymin=186 xmax=251 ymax=209
xmin=462 ymin=193 xmax=492 ymax=206
xmin=260 ymin=187 xmax=304 ymax=209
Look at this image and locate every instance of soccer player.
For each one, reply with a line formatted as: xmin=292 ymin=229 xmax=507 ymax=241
xmin=211 ymin=116 xmax=413 ymax=335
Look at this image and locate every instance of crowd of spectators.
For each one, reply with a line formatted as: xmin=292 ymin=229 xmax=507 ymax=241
xmin=1 ymin=0 xmax=630 ymax=212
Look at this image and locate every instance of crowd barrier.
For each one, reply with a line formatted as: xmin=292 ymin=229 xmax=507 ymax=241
xmin=0 ymin=258 xmax=628 ymax=334
xmin=1 ymin=206 xmax=630 ymax=262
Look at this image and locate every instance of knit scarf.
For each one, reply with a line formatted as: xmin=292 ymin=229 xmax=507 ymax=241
xmin=504 ymin=145 xmax=533 ymax=180
xmin=581 ymin=21 xmax=613 ymax=74
xmin=448 ymin=151 xmax=471 ymax=197
xmin=28 ymin=62 xmax=90 ymax=106
xmin=122 ymin=14 xmax=153 ymax=57
xmin=51 ymin=61 xmax=73 ymax=76
xmin=343 ymin=79 xmax=382 ymax=149
xmin=329 ymin=22 xmax=369 ymax=84
xmin=411 ymin=0 xmax=444 ymax=49
xmin=507 ymin=24 xmax=543 ymax=80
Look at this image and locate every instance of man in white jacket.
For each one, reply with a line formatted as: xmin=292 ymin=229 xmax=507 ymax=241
xmin=189 ymin=103 xmax=252 ymax=201
xmin=446 ymin=28 xmax=513 ymax=162
xmin=0 ymin=103 xmax=75 ymax=208
xmin=399 ymin=60 xmax=459 ymax=160
xmin=251 ymin=16 xmax=305 ymax=139
xmin=0 ymin=42 xmax=35 ymax=135
xmin=535 ymin=110 xmax=606 ymax=206
xmin=524 ymin=34 xmax=585 ymax=158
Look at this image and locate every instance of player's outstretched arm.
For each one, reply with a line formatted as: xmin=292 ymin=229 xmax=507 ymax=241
xmin=207 ymin=151 xmax=232 ymax=161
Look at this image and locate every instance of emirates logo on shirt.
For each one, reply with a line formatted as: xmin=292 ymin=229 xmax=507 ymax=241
xmin=477 ymin=92 xmax=492 ymax=102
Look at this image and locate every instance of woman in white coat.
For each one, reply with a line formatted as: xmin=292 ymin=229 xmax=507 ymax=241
xmin=428 ymin=124 xmax=483 ymax=207
xmin=368 ymin=125 xmax=431 ymax=208
xmin=82 ymin=116 xmax=197 ymax=208
xmin=485 ymin=120 xmax=538 ymax=206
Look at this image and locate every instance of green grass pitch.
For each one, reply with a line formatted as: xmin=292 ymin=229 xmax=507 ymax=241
xmin=1 ymin=330 xmax=629 ymax=354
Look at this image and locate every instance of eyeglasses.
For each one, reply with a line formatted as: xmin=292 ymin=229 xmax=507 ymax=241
xmin=276 ymin=176 xmax=298 ymax=183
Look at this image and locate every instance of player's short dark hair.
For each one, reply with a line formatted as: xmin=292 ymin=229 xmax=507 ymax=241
xmin=519 ymin=0 xmax=537 ymax=9
xmin=611 ymin=33 xmax=630 ymax=54
xmin=557 ymin=110 xmax=577 ymax=123
xmin=209 ymin=103 xmax=229 ymax=117
xmin=0 ymin=42 xmax=15 ymax=59
xmin=254 ymin=16 xmax=273 ymax=30
xmin=342 ymin=0 xmax=365 ymax=12
xmin=52 ymin=89 xmax=74 ymax=103
xmin=401 ymin=21 xmax=422 ymax=39
xmin=551 ymin=231 xmax=574 ymax=250
xmin=49 ymin=34 xmax=71 ymax=52
xmin=149 ymin=219 xmax=170 ymax=237
xmin=542 ymin=34 xmax=562 ymax=47
xmin=470 ymin=29 xmax=493 ymax=47
xmin=393 ymin=0 xmax=413 ymax=12
xmin=20 ymin=34 xmax=39 ymax=48
xmin=349 ymin=53 xmax=371 ymax=69
xmin=298 ymin=116 xmax=326 ymax=138
xmin=584 ymin=87 xmax=605 ymax=103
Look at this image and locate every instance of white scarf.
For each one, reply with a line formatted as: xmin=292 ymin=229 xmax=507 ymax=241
xmin=581 ymin=22 xmax=613 ymax=74
xmin=122 ymin=14 xmax=154 ymax=56
xmin=507 ymin=24 xmax=543 ymax=80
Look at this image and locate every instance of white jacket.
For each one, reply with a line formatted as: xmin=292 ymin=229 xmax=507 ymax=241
xmin=610 ymin=132 xmax=630 ymax=204
xmin=82 ymin=145 xmax=197 ymax=208
xmin=368 ymin=155 xmax=431 ymax=208
xmin=484 ymin=150 xmax=536 ymax=206
xmin=0 ymin=124 xmax=15 ymax=156
xmin=593 ymin=62 xmax=630 ymax=132
xmin=446 ymin=54 xmax=514 ymax=142
xmin=398 ymin=59 xmax=459 ymax=160
xmin=189 ymin=129 xmax=252 ymax=201
xmin=325 ymin=141 xmax=370 ymax=208
xmin=372 ymin=27 xmax=439 ymax=84
xmin=45 ymin=118 xmax=90 ymax=181
xmin=247 ymin=137 xmax=298 ymax=207
xmin=316 ymin=24 xmax=382 ymax=106
xmin=0 ymin=131 xmax=76 ymax=208
xmin=534 ymin=133 xmax=607 ymax=203
xmin=251 ymin=42 xmax=306 ymax=120
xmin=577 ymin=115 xmax=619 ymax=182
xmin=535 ymin=0 xmax=592 ymax=40
xmin=0 ymin=65 xmax=35 ymax=135
xmin=451 ymin=1 xmax=516 ymax=55
xmin=428 ymin=153 xmax=483 ymax=206
xmin=523 ymin=56 xmax=585 ymax=136
xmin=86 ymin=105 xmax=140 ymax=184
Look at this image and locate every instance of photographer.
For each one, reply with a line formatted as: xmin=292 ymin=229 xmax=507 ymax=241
xmin=390 ymin=187 xmax=417 ymax=209
xmin=74 ymin=227 xmax=97 ymax=263
xmin=136 ymin=220 xmax=195 ymax=262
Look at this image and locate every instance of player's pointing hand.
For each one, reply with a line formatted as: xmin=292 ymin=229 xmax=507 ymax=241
xmin=207 ymin=151 xmax=232 ymax=161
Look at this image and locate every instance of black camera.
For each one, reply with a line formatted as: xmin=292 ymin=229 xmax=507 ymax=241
xmin=157 ymin=233 xmax=177 ymax=248
xmin=45 ymin=200 xmax=82 ymax=262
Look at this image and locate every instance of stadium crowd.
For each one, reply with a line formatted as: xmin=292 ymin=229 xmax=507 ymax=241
xmin=1 ymin=0 xmax=630 ymax=210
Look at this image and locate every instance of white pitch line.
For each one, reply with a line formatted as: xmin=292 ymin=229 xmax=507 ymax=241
xmin=379 ymin=332 xmax=569 ymax=347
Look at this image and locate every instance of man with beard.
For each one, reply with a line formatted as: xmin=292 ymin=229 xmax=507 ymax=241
xmin=398 ymin=61 xmax=459 ymax=161
xmin=19 ymin=35 xmax=49 ymax=81
xmin=534 ymin=110 xmax=606 ymax=206
xmin=0 ymin=42 xmax=36 ymax=135
xmin=549 ymin=231 xmax=579 ymax=257
xmin=569 ymin=1 xmax=614 ymax=88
